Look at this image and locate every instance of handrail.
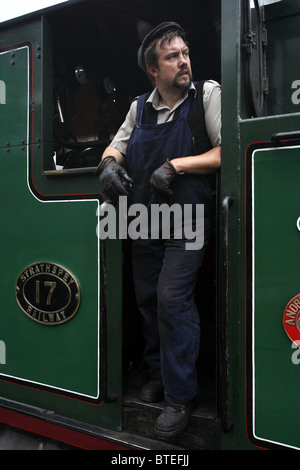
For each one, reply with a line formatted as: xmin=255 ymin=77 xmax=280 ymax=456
xmin=271 ymin=131 xmax=300 ymax=143
xmin=219 ymin=196 xmax=234 ymax=433
xmin=99 ymin=237 xmax=117 ymax=404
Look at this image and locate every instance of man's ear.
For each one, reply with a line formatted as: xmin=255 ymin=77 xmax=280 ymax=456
xmin=147 ymin=65 xmax=158 ymax=78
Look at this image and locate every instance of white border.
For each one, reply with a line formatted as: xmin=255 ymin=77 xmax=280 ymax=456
xmin=0 ymin=1 xmax=71 ymax=23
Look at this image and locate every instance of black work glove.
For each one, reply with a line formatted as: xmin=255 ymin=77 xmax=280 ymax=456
xmin=150 ymin=159 xmax=178 ymax=198
xmin=95 ymin=156 xmax=133 ymax=205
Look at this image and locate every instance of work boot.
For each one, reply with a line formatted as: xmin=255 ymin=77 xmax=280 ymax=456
xmin=154 ymin=398 xmax=196 ymax=437
xmin=140 ymin=378 xmax=164 ymax=403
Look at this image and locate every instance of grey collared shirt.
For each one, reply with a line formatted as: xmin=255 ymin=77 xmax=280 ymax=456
xmin=110 ymin=80 xmax=221 ymax=155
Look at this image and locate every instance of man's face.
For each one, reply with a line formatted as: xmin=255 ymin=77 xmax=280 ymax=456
xmin=150 ymin=36 xmax=192 ymax=91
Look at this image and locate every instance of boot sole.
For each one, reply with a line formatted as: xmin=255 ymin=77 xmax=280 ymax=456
xmin=154 ymin=417 xmax=189 ymax=437
xmin=139 ymin=392 xmax=164 ymax=403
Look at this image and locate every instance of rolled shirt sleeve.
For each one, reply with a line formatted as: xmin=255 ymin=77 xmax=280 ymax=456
xmin=109 ymin=99 xmax=137 ymax=156
xmin=203 ymin=80 xmax=221 ymax=148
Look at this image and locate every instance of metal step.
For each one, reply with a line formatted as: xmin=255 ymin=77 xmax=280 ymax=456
xmin=122 ymin=369 xmax=221 ymax=450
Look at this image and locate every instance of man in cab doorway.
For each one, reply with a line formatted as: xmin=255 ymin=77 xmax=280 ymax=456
xmin=96 ymin=21 xmax=221 ymax=436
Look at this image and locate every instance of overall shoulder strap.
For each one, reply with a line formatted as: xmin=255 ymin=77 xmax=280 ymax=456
xmin=136 ymin=93 xmax=150 ymax=125
xmin=140 ymin=92 xmax=157 ymax=125
xmin=187 ymin=80 xmax=212 ymax=154
xmin=187 ymin=81 xmax=205 ymax=136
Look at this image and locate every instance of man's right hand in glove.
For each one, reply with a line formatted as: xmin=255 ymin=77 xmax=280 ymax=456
xmin=95 ymin=155 xmax=133 ymax=205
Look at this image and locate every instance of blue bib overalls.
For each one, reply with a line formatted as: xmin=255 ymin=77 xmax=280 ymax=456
xmin=126 ymin=85 xmax=212 ymax=404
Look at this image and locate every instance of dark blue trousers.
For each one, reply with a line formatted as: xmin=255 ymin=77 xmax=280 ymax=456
xmin=132 ymin=235 xmax=208 ymax=405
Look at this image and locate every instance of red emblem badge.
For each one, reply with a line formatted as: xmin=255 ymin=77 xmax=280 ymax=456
xmin=283 ymin=293 xmax=300 ymax=347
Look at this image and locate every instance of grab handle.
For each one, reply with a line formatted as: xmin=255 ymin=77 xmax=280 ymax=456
xmin=271 ymin=131 xmax=300 ymax=143
xmin=219 ymin=196 xmax=234 ymax=433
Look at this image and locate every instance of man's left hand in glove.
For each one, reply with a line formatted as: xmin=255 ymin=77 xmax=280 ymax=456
xmin=150 ymin=159 xmax=179 ymax=198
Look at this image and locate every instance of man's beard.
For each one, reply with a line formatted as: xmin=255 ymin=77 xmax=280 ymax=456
xmin=172 ymin=69 xmax=193 ymax=90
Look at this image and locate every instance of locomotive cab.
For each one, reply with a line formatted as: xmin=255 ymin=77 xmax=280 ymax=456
xmin=2 ymin=0 xmax=300 ymax=451
xmin=0 ymin=0 xmax=222 ymax=450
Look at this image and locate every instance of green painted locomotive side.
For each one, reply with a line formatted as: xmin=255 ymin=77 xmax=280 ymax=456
xmin=0 ymin=18 xmax=122 ymax=433
xmin=221 ymin=0 xmax=300 ymax=450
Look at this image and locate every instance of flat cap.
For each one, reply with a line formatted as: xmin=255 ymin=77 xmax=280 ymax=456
xmin=137 ymin=21 xmax=186 ymax=72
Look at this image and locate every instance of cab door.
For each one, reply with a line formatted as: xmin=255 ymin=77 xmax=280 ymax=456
xmin=243 ymin=0 xmax=300 ymax=450
xmin=245 ymin=137 xmax=300 ymax=450
xmin=0 ymin=16 xmax=122 ymax=434
xmin=222 ymin=0 xmax=300 ymax=450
